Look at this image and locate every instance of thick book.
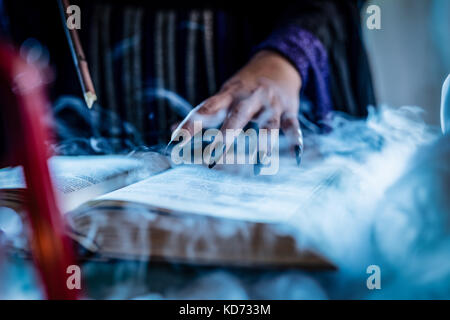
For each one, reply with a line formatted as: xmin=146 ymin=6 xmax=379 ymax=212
xmin=0 ymin=152 xmax=337 ymax=270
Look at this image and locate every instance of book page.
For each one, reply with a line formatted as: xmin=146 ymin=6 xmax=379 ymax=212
xmin=0 ymin=156 xmax=142 ymax=190
xmin=0 ymin=153 xmax=171 ymax=212
xmin=94 ymin=159 xmax=340 ymax=224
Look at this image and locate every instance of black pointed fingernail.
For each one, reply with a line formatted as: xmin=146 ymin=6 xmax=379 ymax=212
xmin=164 ymin=141 xmax=173 ymax=155
xmin=254 ymin=149 xmax=265 ymax=176
xmin=208 ymin=143 xmax=225 ymax=169
xmin=254 ymin=153 xmax=262 ymax=176
xmin=254 ymin=163 xmax=261 ymax=176
xmin=295 ymin=145 xmax=303 ymax=167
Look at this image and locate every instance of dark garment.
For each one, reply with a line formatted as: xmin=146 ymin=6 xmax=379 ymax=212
xmin=0 ymin=0 xmax=9 ymax=37
xmin=4 ymin=0 xmax=376 ymax=148
xmin=84 ymin=4 xmax=333 ymax=144
xmin=275 ymin=0 xmax=377 ymax=117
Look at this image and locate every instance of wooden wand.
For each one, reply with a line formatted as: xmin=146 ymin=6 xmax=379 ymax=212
xmin=57 ymin=0 xmax=97 ymax=109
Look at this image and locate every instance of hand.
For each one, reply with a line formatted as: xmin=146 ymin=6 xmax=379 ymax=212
xmin=171 ymin=50 xmax=304 ymax=165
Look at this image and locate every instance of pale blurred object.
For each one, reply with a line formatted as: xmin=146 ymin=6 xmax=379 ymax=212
xmin=441 ymin=74 xmax=450 ymax=134
xmin=363 ymin=0 xmax=450 ymax=125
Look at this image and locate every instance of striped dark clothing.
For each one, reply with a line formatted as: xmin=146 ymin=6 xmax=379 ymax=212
xmin=82 ymin=3 xmax=336 ymax=145
xmin=4 ymin=0 xmax=376 ymax=149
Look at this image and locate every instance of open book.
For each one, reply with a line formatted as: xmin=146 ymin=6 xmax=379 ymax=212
xmin=0 ymin=152 xmax=337 ymax=270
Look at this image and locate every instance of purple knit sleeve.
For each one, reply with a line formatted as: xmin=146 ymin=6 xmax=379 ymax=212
xmin=254 ymin=24 xmax=332 ymax=121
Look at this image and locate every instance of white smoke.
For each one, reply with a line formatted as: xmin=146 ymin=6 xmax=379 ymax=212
xmin=1 ymin=104 xmax=449 ymax=299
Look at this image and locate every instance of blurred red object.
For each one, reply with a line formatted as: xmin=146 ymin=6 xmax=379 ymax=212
xmin=0 ymin=41 xmax=79 ymax=299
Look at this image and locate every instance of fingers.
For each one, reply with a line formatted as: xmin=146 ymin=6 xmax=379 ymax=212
xmin=170 ymin=90 xmax=233 ymax=147
xmin=170 ymin=121 xmax=180 ymax=132
xmin=207 ymin=90 xmax=264 ymax=166
xmin=259 ymin=94 xmax=282 ymax=130
xmin=259 ymin=96 xmax=282 ymax=157
xmin=169 ymin=109 xmax=200 ymax=147
xmin=281 ymin=112 xmax=303 ymax=166
xmin=169 ymin=79 xmax=302 ymax=169
xmin=198 ymin=90 xmax=234 ymax=115
xmin=251 ymin=96 xmax=282 ymax=174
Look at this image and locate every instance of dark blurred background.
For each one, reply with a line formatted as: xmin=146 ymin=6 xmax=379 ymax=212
xmin=1 ymin=0 xmax=449 ymax=126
